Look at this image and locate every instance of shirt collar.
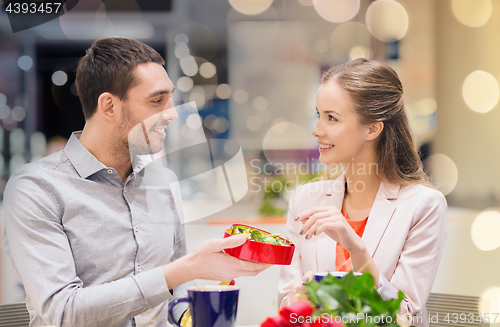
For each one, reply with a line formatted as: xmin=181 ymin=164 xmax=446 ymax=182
xmin=64 ymin=132 xmax=107 ymax=179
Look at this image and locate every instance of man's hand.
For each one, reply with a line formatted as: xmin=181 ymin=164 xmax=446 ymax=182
xmin=163 ymin=235 xmax=272 ymax=288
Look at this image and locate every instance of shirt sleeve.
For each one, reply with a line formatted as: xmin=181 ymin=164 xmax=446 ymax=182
xmin=2 ymin=170 xmax=174 ymax=327
xmin=167 ymin=216 xmax=195 ymax=323
xmin=378 ymin=189 xmax=447 ymax=317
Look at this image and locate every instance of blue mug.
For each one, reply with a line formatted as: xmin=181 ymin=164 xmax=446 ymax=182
xmin=169 ymin=285 xmax=239 ymax=327
xmin=314 ymin=271 xmax=362 ymax=282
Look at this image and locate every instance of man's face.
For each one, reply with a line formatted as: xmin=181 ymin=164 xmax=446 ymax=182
xmin=115 ymin=62 xmax=177 ymax=158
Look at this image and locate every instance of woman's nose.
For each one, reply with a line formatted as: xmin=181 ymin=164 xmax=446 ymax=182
xmin=312 ymin=121 xmax=322 ymax=137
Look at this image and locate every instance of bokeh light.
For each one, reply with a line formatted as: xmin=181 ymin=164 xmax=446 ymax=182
xmin=224 ymin=139 xmax=239 ymax=154
xmin=0 ymin=106 xmax=10 ymax=120
xmin=349 ymin=45 xmax=373 ymax=60
xmin=52 ymin=71 xmax=68 ymax=86
xmin=330 ymin=22 xmax=372 ymax=61
xmin=313 ymin=0 xmax=360 ymax=23
xmin=30 ymin=132 xmax=46 ymax=156
xmin=180 ymin=56 xmax=198 ymax=77
xmin=256 ymin=109 xmax=271 ymax=123
xmin=176 ymin=76 xmax=194 ymax=93
xmin=471 ymin=209 xmax=500 ymax=251
xmin=0 ymin=93 xmax=7 ymax=107
xmin=175 ymin=33 xmax=189 ymax=44
xmin=366 ymin=0 xmax=409 ymax=42
xmin=253 ymin=96 xmax=269 ymax=111
xmin=214 ymin=117 xmax=229 ymax=134
xmin=173 ymin=23 xmax=218 ymax=61
xmin=480 ymin=287 xmax=500 ymax=317
xmin=174 ymin=43 xmax=190 ymax=60
xmin=228 ymin=0 xmax=273 ymax=16
xmin=199 ymin=62 xmax=217 ymax=79
xmin=425 ymin=154 xmax=458 ymax=196
xmin=189 ymin=86 xmax=206 ymax=109
xmin=216 ymin=84 xmax=232 ymax=99
xmin=10 ymin=153 xmax=25 ymax=175
xmin=263 ymin=122 xmax=311 ymax=169
xmin=186 ymin=114 xmax=202 ymax=130
xmin=18 ymin=55 xmax=33 ymax=71
xmin=10 ymin=128 xmax=25 ymax=154
xmin=462 ymin=71 xmax=499 ymax=113
xmin=451 ymin=0 xmax=492 ymax=28
xmin=204 ymin=115 xmax=217 ymax=129
xmin=233 ymin=89 xmax=249 ymax=104
xmin=314 ymin=39 xmax=329 ymax=53
xmin=11 ymin=106 xmax=26 ymax=122
xmin=246 ymin=116 xmax=261 ymax=131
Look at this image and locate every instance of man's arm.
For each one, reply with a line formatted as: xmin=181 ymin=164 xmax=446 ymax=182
xmin=4 ymin=170 xmax=270 ymax=327
xmin=3 ymin=170 xmax=174 ymax=327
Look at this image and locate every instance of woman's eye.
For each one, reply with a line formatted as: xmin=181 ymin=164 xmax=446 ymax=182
xmin=328 ymin=115 xmax=337 ymax=121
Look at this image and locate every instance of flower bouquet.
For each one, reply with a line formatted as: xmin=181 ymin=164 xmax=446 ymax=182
xmin=261 ymin=271 xmax=414 ymax=327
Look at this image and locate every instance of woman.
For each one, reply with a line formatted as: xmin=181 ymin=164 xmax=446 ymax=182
xmin=278 ymin=58 xmax=446 ymax=327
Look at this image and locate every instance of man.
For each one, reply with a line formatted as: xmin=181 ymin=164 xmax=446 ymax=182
xmin=2 ymin=37 xmax=269 ymax=327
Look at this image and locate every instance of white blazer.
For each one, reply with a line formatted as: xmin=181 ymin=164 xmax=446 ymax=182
xmin=278 ymin=172 xmax=447 ymax=327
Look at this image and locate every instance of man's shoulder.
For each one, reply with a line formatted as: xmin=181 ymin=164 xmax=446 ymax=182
xmin=12 ymin=150 xmax=69 ymax=177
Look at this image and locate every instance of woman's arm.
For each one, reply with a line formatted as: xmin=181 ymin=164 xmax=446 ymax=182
xmin=278 ymin=187 xmax=305 ymax=307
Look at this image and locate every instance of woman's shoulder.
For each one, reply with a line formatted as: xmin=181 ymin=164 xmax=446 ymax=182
xmin=397 ymin=183 xmax=447 ymax=208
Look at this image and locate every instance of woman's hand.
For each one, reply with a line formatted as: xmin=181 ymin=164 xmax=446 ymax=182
xmin=287 ymin=271 xmax=315 ymax=304
xmin=296 ymin=206 xmax=363 ymax=253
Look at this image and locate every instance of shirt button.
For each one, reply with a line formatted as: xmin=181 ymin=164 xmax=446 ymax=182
xmin=134 ymin=226 xmax=139 ymax=232
xmin=124 ymin=188 xmax=127 ymax=193
xmin=137 ymin=266 xmax=141 ymax=273
xmin=108 ymin=169 xmax=113 ymax=174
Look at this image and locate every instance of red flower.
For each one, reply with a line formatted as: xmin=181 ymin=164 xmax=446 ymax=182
xmin=261 ymin=316 xmax=290 ymax=327
xmin=303 ymin=318 xmax=343 ymax=327
xmin=279 ymin=300 xmax=314 ymax=322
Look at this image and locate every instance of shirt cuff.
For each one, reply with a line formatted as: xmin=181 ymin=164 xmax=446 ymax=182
xmin=133 ymin=266 xmax=172 ymax=308
xmin=377 ymin=273 xmax=399 ymax=300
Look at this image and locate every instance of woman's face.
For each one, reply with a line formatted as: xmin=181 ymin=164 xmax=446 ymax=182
xmin=313 ymin=81 xmax=372 ymax=166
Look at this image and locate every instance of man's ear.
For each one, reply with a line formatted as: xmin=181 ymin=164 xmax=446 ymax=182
xmin=366 ymin=121 xmax=384 ymax=141
xmin=96 ymin=92 xmax=118 ymax=121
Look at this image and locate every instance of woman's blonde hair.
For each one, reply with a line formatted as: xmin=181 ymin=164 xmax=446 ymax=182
xmin=322 ymin=58 xmax=429 ymax=186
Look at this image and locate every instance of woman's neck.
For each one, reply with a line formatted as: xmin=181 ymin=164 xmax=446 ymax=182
xmin=343 ymin=161 xmax=381 ymax=211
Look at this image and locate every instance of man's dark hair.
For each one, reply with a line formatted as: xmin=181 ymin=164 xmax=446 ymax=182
xmin=75 ymin=37 xmax=165 ymax=120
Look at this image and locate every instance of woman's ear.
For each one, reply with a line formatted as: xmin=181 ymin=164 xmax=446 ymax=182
xmin=366 ymin=121 xmax=384 ymax=141
xmin=96 ymin=92 xmax=118 ymax=121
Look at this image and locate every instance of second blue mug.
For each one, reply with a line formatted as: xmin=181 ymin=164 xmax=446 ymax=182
xmin=169 ymin=285 xmax=239 ymax=327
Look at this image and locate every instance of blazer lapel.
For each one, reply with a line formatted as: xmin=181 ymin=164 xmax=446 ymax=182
xmin=362 ymin=182 xmax=400 ymax=257
xmin=316 ymin=172 xmax=345 ymax=272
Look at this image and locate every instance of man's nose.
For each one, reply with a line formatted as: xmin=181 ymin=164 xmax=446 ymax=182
xmin=161 ymin=107 xmax=178 ymax=121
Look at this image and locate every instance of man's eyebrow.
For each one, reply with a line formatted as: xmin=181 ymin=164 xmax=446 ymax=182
xmin=147 ymin=88 xmax=176 ymax=98
xmin=316 ymin=107 xmax=340 ymax=116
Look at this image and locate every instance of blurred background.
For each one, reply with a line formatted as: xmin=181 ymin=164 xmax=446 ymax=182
xmin=1 ymin=0 xmax=500 ymax=325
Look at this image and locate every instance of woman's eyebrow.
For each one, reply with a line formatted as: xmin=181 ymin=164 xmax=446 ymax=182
xmin=316 ymin=108 xmax=340 ymax=116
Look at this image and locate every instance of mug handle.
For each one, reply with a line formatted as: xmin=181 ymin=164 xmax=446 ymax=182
xmin=169 ymin=298 xmax=190 ymax=327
